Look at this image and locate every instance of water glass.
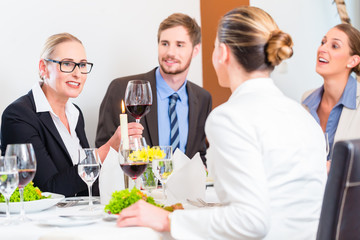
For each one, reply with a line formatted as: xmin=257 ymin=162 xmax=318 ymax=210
xmin=151 ymin=146 xmax=173 ymax=203
xmin=78 ymin=148 xmax=100 ymax=211
xmin=0 ymin=156 xmax=19 ymax=225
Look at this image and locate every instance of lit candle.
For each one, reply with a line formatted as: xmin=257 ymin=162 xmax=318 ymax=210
xmin=120 ymin=100 xmax=129 ymax=150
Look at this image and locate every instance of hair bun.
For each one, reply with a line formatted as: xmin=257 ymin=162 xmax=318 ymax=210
xmin=266 ymin=30 xmax=294 ymax=66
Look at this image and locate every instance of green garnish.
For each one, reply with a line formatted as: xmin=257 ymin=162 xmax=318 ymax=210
xmin=0 ymin=181 xmax=50 ymax=203
xmin=105 ymin=188 xmax=161 ymax=214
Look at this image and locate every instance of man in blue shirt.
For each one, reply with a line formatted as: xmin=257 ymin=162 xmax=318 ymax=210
xmin=95 ymin=13 xmax=212 ymax=165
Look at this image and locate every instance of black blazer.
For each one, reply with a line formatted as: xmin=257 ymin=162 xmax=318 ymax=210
xmin=95 ymin=68 xmax=212 ymax=165
xmin=1 ymin=90 xmax=98 ymax=197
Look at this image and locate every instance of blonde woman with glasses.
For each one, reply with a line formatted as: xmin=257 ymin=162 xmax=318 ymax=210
xmin=1 ymin=33 xmax=143 ymax=197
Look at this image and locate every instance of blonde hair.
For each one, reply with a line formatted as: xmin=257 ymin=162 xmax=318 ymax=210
xmin=39 ymin=33 xmax=82 ymax=80
xmin=157 ymin=13 xmax=201 ymax=46
xmin=217 ymin=6 xmax=293 ymax=72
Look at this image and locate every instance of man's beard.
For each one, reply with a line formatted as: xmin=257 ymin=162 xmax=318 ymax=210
xmin=159 ymin=55 xmax=192 ymax=75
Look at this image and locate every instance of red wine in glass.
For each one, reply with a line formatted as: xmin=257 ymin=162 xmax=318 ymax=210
xmin=18 ymin=169 xmax=36 ymax=187
xmin=120 ymin=162 xmax=148 ymax=180
xmin=126 ymin=104 xmax=151 ymax=120
xmin=125 ymin=80 xmax=153 ymax=123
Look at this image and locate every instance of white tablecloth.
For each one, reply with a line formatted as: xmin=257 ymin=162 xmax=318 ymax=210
xmin=1 ymin=187 xmax=219 ymax=240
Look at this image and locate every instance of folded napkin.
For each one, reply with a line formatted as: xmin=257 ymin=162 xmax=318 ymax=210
xmin=99 ymin=147 xmax=125 ymax=205
xmin=165 ymin=150 xmax=206 ymax=204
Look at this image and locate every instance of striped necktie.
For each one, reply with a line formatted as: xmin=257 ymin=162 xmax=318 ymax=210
xmin=169 ymin=93 xmax=180 ymax=152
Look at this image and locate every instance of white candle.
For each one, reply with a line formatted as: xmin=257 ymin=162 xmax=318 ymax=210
xmin=120 ymin=100 xmax=129 ymax=150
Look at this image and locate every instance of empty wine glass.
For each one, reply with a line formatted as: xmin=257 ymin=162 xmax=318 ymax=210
xmin=78 ymin=148 xmax=100 ymax=211
xmin=119 ymin=136 xmax=148 ymax=189
xmin=0 ymin=156 xmax=19 ymax=225
xmin=125 ymin=80 xmax=153 ymax=123
xmin=151 ymin=146 xmax=173 ymax=204
xmin=5 ymin=143 xmax=36 ymax=222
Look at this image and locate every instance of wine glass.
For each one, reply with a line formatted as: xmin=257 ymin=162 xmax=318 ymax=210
xmin=151 ymin=146 xmax=173 ymax=203
xmin=0 ymin=156 xmax=19 ymax=225
xmin=119 ymin=136 xmax=148 ymax=189
xmin=5 ymin=143 xmax=36 ymax=222
xmin=125 ymin=80 xmax=153 ymax=123
xmin=78 ymin=148 xmax=100 ymax=211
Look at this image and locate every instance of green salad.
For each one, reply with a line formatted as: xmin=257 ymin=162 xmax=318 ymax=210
xmin=0 ymin=182 xmax=50 ymax=202
xmin=105 ymin=188 xmax=160 ymax=214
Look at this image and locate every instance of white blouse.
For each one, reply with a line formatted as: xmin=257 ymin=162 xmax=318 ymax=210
xmin=32 ymin=82 xmax=82 ymax=165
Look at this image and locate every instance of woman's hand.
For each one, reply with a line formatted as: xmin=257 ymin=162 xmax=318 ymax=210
xmin=98 ymin=122 xmax=144 ymax=162
xmin=117 ymin=200 xmax=171 ymax=232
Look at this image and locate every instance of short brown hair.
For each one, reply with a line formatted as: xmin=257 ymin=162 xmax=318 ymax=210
xmin=217 ymin=6 xmax=293 ymax=73
xmin=157 ymin=13 xmax=201 ymax=46
xmin=334 ymin=24 xmax=360 ymax=75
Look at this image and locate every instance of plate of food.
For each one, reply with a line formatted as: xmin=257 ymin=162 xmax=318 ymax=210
xmin=0 ymin=182 xmax=64 ymax=213
xmin=104 ymin=188 xmax=183 ymax=220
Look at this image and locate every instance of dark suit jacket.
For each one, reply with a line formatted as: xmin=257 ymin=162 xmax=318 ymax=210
xmin=1 ymin=90 xmax=98 ymax=197
xmin=95 ymin=67 xmax=212 ymax=165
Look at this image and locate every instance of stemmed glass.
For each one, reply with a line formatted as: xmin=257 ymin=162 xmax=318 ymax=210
xmin=119 ymin=137 xmax=148 ymax=189
xmin=5 ymin=143 xmax=37 ymax=222
xmin=151 ymin=146 xmax=173 ymax=203
xmin=125 ymin=80 xmax=153 ymax=123
xmin=78 ymin=148 xmax=100 ymax=211
xmin=0 ymin=156 xmax=19 ymax=225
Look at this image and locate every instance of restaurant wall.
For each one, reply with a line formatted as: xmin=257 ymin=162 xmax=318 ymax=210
xmin=0 ymin=1 xmax=359 ymax=148
xmin=0 ymin=0 xmax=202 ymax=147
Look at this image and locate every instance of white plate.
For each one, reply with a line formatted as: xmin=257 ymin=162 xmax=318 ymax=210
xmin=0 ymin=192 xmax=65 ymax=213
xmin=37 ymin=216 xmax=100 ymax=227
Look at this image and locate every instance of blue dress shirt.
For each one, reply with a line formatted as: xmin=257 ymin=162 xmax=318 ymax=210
xmin=302 ymin=75 xmax=357 ymax=159
xmin=156 ymin=68 xmax=189 ymax=153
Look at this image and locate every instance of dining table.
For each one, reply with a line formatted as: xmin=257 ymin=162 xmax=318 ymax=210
xmin=1 ymin=186 xmax=219 ymax=240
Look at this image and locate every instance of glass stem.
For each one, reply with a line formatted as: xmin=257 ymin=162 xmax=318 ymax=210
xmin=163 ymin=182 xmax=167 ymax=201
xmin=5 ymin=196 xmax=10 ymax=219
xmin=136 ymin=118 xmax=140 ymax=123
xmin=19 ymin=187 xmax=25 ymax=219
xmin=88 ymin=184 xmax=93 ymax=207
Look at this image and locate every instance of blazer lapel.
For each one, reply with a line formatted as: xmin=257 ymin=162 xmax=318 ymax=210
xmin=143 ymin=69 xmax=159 ymax=146
xmin=335 ymin=82 xmax=360 ymax=142
xmin=185 ymin=84 xmax=199 ymax=156
xmin=37 ymin=112 xmax=73 ymax=165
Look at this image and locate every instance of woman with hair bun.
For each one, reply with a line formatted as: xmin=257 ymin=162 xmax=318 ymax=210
xmin=302 ymin=24 xmax=360 ymax=171
xmin=116 ymin=6 xmax=327 ymax=240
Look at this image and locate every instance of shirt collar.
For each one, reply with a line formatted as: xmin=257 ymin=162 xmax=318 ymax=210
xmin=32 ymin=81 xmax=79 ymax=119
xmin=303 ymin=75 xmax=357 ymax=110
xmin=155 ymin=67 xmax=187 ymax=103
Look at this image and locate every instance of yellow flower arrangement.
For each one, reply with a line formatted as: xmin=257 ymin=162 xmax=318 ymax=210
xmin=128 ymin=146 xmax=166 ymax=162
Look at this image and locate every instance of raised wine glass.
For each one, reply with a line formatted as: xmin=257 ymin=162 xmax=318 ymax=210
xmin=119 ymin=136 xmax=148 ymax=189
xmin=151 ymin=146 xmax=173 ymax=204
xmin=0 ymin=156 xmax=19 ymax=225
xmin=78 ymin=148 xmax=100 ymax=211
xmin=125 ymin=80 xmax=152 ymax=123
xmin=5 ymin=143 xmax=36 ymax=222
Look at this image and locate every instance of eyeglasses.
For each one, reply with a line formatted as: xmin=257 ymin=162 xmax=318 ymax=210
xmin=45 ymin=59 xmax=93 ymax=74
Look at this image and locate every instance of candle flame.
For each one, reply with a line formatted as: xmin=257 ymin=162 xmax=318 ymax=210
xmin=121 ymin=100 xmax=125 ymax=114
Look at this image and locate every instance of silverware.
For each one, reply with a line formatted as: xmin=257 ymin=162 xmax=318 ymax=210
xmin=56 ymin=200 xmax=80 ymax=208
xmin=197 ymin=198 xmax=223 ymax=207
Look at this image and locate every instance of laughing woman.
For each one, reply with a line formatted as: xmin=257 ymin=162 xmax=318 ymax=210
xmin=1 ymin=33 xmax=143 ymax=197
xmin=302 ymin=24 xmax=360 ymax=171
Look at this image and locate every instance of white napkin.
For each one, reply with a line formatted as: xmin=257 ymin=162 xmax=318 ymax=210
xmin=165 ymin=150 xmax=206 ymax=204
xmin=99 ymin=147 xmax=125 ymax=205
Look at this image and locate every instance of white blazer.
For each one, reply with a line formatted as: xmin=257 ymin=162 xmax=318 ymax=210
xmin=302 ymin=81 xmax=360 ymax=144
xmin=171 ymin=78 xmax=327 ymax=240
